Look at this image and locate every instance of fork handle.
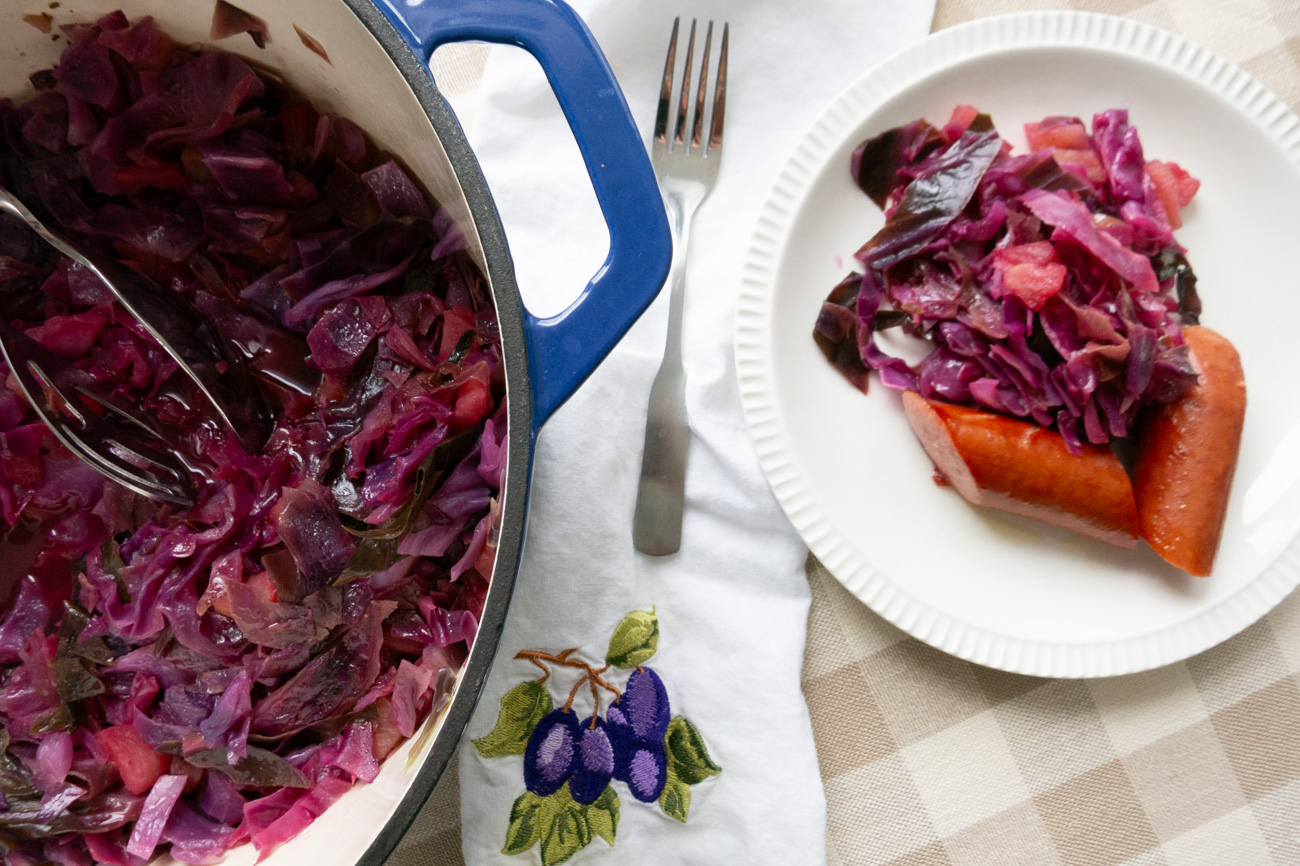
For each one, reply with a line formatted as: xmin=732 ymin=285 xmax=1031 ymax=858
xmin=633 ymin=197 xmax=693 ymax=555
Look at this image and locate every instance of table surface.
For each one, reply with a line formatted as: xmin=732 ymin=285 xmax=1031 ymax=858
xmin=387 ymin=1 xmax=1300 ymax=864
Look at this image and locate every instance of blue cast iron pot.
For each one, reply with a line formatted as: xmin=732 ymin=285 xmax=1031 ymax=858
xmin=0 ymin=0 xmax=671 ymax=862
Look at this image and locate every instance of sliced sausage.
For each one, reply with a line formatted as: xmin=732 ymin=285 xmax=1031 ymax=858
xmin=902 ymin=390 xmax=1140 ymax=548
xmin=1132 ymin=325 xmax=1245 ymax=576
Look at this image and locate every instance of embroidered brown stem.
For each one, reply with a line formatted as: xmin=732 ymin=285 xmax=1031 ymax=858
xmin=589 ymin=665 xmax=619 ymax=698
xmin=514 ymin=651 xmax=622 ymax=696
xmin=563 ymin=674 xmax=587 ymax=713
xmin=515 ymin=649 xmax=584 ymax=670
xmin=515 ymin=650 xmax=623 ymax=717
xmin=524 ymin=656 xmax=550 ymax=685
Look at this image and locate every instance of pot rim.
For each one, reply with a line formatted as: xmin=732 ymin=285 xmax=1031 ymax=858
xmin=339 ymin=2 xmax=535 ymax=863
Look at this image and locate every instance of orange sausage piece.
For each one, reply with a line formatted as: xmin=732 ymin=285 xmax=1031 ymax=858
xmin=1132 ymin=325 xmax=1245 ymax=576
xmin=902 ymin=391 xmax=1139 ymax=548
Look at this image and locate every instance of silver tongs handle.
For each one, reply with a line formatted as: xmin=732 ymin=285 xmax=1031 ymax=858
xmin=0 ymin=185 xmax=270 ymax=454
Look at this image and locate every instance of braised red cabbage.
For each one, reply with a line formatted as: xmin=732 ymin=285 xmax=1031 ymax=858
xmin=0 ymin=12 xmax=503 ymax=864
xmin=815 ymin=106 xmax=1201 ymax=452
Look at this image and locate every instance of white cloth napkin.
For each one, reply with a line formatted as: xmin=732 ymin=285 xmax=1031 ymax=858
xmin=455 ymin=0 xmax=935 ymax=863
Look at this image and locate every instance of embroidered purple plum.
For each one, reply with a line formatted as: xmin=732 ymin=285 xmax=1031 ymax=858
xmin=624 ymin=738 xmax=668 ymax=802
xmin=607 ymin=666 xmax=671 ymax=792
xmin=523 ymin=709 xmax=579 ymax=796
xmin=621 ymin=667 xmax=671 ymax=740
xmin=606 ymin=702 xmax=634 ymax=783
xmin=472 ymin=609 xmax=720 ymax=865
xmin=568 ymin=714 xmax=616 ymax=805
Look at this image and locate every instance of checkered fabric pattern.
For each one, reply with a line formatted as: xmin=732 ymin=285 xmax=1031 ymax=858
xmin=388 ymin=2 xmax=1300 ymax=864
xmin=807 ymin=558 xmax=1300 ymax=866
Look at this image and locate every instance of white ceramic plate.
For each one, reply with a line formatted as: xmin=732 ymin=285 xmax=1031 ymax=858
xmin=736 ymin=11 xmax=1300 ymax=677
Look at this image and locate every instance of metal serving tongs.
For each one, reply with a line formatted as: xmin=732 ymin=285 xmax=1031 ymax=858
xmin=0 ymin=185 xmax=272 ymax=502
xmin=0 ymin=319 xmax=197 ymax=505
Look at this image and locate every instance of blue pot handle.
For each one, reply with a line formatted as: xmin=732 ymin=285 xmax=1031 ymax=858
xmin=373 ymin=0 xmax=672 ymax=432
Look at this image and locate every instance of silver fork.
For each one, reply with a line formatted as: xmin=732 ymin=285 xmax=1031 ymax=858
xmin=632 ymin=18 xmax=728 ymax=556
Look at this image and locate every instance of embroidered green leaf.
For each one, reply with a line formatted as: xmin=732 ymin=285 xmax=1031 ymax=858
xmin=586 ymin=785 xmax=619 ymax=846
xmin=665 ymin=716 xmax=721 ymax=785
xmin=658 ymin=764 xmax=691 ymax=823
xmin=473 ymin=681 xmax=553 ymax=758
xmin=605 ymin=609 xmax=659 ymax=669
xmin=539 ymin=784 xmax=592 ymax=866
xmin=502 ymin=791 xmax=545 ymax=855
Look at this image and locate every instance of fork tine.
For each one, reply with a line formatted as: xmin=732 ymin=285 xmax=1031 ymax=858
xmin=708 ymin=23 xmax=728 ymax=154
xmin=15 ymin=326 xmax=170 ymax=442
xmin=25 ymin=363 xmax=87 ymax=426
xmin=690 ymin=22 xmax=714 ymax=151
xmin=102 ymin=431 xmax=188 ymax=478
xmin=653 ymin=17 xmax=679 ymax=144
xmin=673 ymin=20 xmax=696 ymax=149
xmin=0 ymin=319 xmax=194 ymax=504
xmin=57 ymin=422 xmax=192 ymax=504
xmin=77 ymin=384 xmax=170 ymax=438
xmin=54 ymin=405 xmax=195 ymax=503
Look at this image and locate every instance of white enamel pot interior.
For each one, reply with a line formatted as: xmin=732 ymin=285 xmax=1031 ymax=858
xmin=0 ymin=2 xmax=533 ymax=864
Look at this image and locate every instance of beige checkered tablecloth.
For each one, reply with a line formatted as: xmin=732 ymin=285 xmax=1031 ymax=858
xmin=390 ymin=2 xmax=1300 ymax=864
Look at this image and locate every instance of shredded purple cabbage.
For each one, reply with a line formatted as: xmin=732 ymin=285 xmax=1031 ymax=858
xmin=815 ymin=106 xmax=1202 ymax=452
xmin=0 ymin=13 xmax=503 ymax=864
